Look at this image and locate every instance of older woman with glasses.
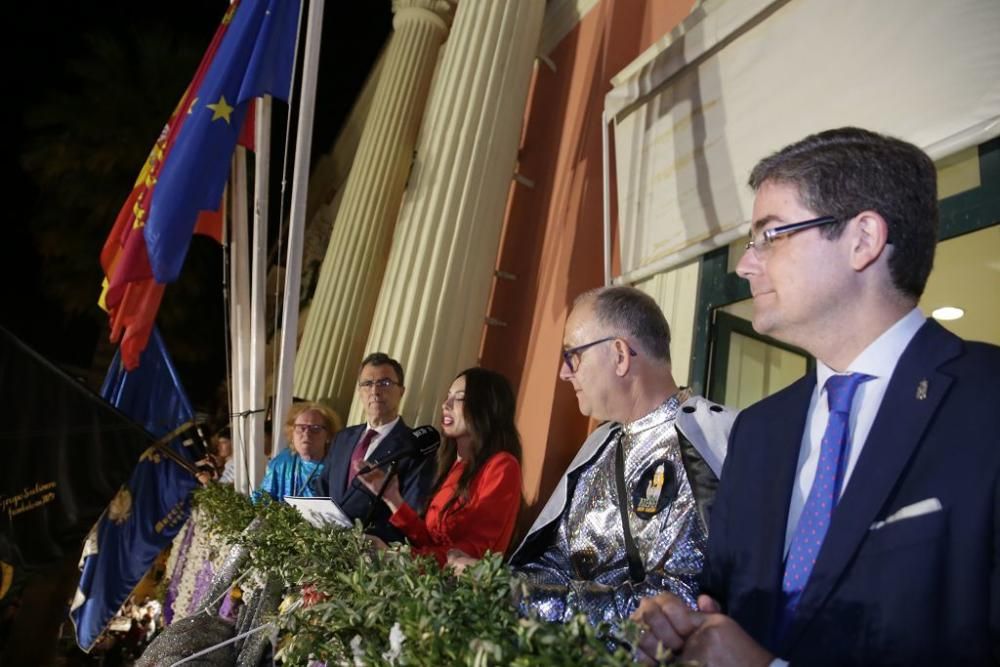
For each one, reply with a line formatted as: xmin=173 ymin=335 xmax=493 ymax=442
xmin=255 ymin=402 xmax=343 ymax=503
xmin=358 ymin=367 xmax=523 ymax=567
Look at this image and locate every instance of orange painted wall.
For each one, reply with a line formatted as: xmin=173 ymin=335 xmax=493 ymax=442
xmin=481 ymin=0 xmax=695 ymax=531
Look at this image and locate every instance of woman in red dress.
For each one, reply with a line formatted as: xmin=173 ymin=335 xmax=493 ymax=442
xmin=358 ymin=367 xmax=522 ymax=566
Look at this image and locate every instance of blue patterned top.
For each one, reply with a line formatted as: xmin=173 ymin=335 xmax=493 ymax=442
xmin=253 ymin=448 xmax=325 ymax=503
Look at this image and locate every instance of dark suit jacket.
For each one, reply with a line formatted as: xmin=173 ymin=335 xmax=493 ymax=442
xmin=319 ymin=419 xmax=436 ymax=543
xmin=703 ymin=320 xmax=1000 ymax=666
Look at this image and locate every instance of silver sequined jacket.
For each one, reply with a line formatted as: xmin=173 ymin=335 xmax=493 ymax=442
xmin=508 ymin=394 xmax=734 ymax=627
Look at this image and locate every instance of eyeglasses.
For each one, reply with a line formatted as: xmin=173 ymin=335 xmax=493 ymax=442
xmin=561 ymin=336 xmax=637 ymax=373
xmin=293 ymin=423 xmax=327 ymax=435
xmin=358 ymin=378 xmax=401 ymax=391
xmin=744 ymin=216 xmax=838 ymax=256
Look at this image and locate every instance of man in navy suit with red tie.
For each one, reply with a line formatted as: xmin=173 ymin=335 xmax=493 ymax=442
xmin=634 ymin=128 xmax=1000 ymax=665
xmin=319 ymin=352 xmax=435 ymax=542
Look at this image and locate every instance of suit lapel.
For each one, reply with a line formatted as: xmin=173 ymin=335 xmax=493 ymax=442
xmin=785 ymin=321 xmax=962 ymax=647
xmin=367 ymin=419 xmax=408 ymax=465
xmin=755 ymin=376 xmax=815 ymax=607
xmin=335 ymin=425 xmax=367 ymax=499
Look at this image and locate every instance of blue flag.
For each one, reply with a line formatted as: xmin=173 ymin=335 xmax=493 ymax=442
xmin=70 ymin=328 xmax=202 ymax=651
xmin=144 ymin=0 xmax=301 ymax=283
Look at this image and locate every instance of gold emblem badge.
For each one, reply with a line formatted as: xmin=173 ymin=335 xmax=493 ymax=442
xmin=636 ymin=464 xmax=666 ymax=515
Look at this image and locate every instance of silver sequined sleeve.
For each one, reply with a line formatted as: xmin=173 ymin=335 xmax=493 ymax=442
xmin=513 ymin=396 xmax=710 ymax=627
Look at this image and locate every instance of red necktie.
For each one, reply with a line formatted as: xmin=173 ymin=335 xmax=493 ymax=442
xmin=347 ymin=429 xmax=378 ymax=486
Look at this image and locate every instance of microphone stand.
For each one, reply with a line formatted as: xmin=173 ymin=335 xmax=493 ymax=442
xmin=364 ymin=460 xmax=401 ymax=527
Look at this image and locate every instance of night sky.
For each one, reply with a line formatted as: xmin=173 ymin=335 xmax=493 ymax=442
xmin=4 ymin=1 xmax=390 ymax=409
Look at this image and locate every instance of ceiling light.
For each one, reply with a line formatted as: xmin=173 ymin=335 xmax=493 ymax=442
xmin=931 ymin=306 xmax=964 ymax=321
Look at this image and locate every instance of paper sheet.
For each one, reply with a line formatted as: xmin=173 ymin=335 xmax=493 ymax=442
xmin=284 ymin=496 xmax=353 ymax=529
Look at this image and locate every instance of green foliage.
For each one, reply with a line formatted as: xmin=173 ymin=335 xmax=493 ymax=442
xmin=192 ymin=482 xmax=256 ymax=540
xmin=190 ymin=485 xmax=681 ymax=666
xmin=275 ymin=549 xmax=637 ymax=667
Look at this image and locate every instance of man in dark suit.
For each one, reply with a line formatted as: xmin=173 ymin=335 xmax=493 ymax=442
xmin=634 ymin=127 xmax=1000 ymax=666
xmin=319 ymin=352 xmax=435 ymax=542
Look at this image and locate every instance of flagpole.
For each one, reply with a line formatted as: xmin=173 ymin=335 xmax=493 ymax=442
xmin=248 ymin=95 xmax=271 ymax=486
xmin=273 ymin=0 xmax=325 ymax=453
xmin=228 ymin=147 xmax=253 ymax=493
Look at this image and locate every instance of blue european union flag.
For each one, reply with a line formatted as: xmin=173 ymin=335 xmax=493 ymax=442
xmin=70 ymin=328 xmax=201 ymax=651
xmin=144 ymin=0 xmax=301 ymax=283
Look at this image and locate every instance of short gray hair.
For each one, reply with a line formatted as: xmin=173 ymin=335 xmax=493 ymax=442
xmin=575 ymin=286 xmax=671 ymax=362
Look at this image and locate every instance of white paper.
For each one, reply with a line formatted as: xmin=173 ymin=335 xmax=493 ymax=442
xmin=284 ymin=496 xmax=353 ymax=529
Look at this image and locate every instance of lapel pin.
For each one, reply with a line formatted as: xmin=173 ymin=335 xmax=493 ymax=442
xmin=916 ymin=379 xmax=928 ymax=400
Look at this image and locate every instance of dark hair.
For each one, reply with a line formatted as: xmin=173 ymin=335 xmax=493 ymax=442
xmin=431 ymin=367 xmax=522 ymax=517
xmin=575 ymin=286 xmax=671 ymax=362
xmin=359 ymin=352 xmax=405 ymax=387
xmin=748 ymin=127 xmax=938 ymax=299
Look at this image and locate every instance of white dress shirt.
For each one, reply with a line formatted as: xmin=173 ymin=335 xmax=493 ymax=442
xmin=363 ymin=416 xmax=401 ymax=460
xmin=782 ymin=308 xmax=926 ymax=555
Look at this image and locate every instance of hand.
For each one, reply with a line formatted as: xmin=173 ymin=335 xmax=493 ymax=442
xmin=446 ymin=549 xmax=478 ymax=574
xmin=678 ymin=594 xmax=774 ymax=667
xmin=357 ymin=467 xmax=404 ymax=511
xmin=632 ymin=592 xmax=704 ymax=663
xmin=356 ymin=465 xmax=386 ymax=492
xmin=195 ymin=457 xmax=218 ymax=476
xmin=193 ymin=458 xmax=217 ymax=486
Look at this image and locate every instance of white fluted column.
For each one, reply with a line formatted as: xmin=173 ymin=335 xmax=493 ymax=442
xmin=294 ymin=0 xmax=454 ymax=418
xmin=351 ymin=0 xmax=545 ymax=425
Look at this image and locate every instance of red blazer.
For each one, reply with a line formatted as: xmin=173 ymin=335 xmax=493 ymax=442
xmin=389 ymin=451 xmax=521 ymax=567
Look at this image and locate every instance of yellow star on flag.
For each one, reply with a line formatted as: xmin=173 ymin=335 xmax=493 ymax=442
xmin=206 ymin=95 xmax=234 ymax=124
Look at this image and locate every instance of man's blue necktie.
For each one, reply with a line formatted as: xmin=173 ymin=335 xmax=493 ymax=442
xmin=781 ymin=372 xmax=873 ymax=618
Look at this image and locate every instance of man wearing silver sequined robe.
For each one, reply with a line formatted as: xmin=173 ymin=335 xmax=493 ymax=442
xmin=507 ymin=286 xmax=735 ymax=628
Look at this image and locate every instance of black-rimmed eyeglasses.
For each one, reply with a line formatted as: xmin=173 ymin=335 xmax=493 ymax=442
xmin=561 ymin=336 xmax=637 ymax=373
xmin=744 ymin=216 xmax=838 ymax=256
xmin=358 ymin=378 xmax=401 ymax=391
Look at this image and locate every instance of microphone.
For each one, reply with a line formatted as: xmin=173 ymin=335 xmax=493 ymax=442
xmin=409 ymin=425 xmax=440 ymax=456
xmin=357 ymin=425 xmax=439 ymax=475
